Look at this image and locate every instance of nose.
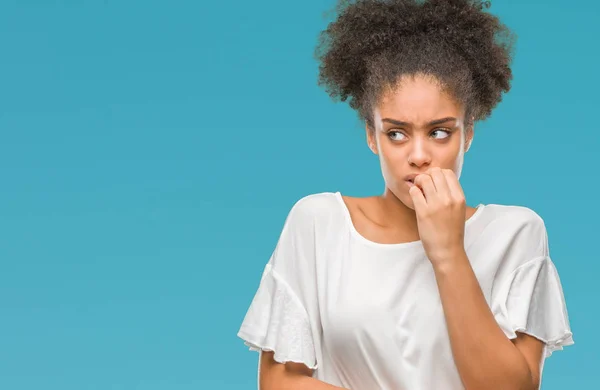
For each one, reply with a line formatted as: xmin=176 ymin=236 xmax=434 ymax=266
xmin=407 ymin=138 xmax=431 ymax=167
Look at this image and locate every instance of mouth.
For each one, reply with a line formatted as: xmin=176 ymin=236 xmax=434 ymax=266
xmin=404 ymin=173 xmax=422 ymax=189
xmin=404 ymin=174 xmax=417 ymax=184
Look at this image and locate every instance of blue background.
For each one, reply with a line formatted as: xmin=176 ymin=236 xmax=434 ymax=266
xmin=0 ymin=0 xmax=596 ymax=389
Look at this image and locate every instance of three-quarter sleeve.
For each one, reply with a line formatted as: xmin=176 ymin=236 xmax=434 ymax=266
xmin=237 ymin=197 xmax=319 ymax=369
xmin=491 ymin=256 xmax=574 ymax=358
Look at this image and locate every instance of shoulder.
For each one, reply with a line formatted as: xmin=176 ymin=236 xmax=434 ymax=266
xmin=483 ymin=203 xmax=546 ymax=231
xmin=485 ymin=204 xmax=544 ymax=225
xmin=275 ymin=192 xmax=344 ymax=236
xmin=481 ymin=203 xmax=549 ymax=259
xmin=275 ymin=192 xmax=343 ymax=250
xmin=287 ymin=192 xmax=342 ymax=222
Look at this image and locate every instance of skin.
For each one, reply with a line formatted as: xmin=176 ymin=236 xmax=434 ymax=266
xmin=259 ymin=73 xmax=546 ymax=389
xmin=348 ymin=73 xmax=545 ymax=389
xmin=345 ymin=73 xmax=477 ymax=246
xmin=259 ymin=352 xmax=345 ymax=390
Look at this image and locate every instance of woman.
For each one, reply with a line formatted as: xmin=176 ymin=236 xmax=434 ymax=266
xmin=237 ymin=1 xmax=574 ymax=389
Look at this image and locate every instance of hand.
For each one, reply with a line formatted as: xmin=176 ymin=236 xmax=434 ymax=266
xmin=408 ymin=167 xmax=467 ymax=267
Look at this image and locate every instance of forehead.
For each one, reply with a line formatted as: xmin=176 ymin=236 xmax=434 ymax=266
xmin=376 ymin=75 xmax=464 ymax=123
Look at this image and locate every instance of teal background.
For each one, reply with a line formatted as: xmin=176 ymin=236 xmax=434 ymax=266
xmin=0 ymin=0 xmax=595 ymax=389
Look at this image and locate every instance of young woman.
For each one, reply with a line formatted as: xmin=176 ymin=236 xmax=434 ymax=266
xmin=237 ymin=1 xmax=574 ymax=389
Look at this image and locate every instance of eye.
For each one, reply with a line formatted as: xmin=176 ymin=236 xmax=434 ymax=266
xmin=431 ymin=128 xmax=452 ymax=139
xmin=387 ymin=131 xmax=406 ymax=141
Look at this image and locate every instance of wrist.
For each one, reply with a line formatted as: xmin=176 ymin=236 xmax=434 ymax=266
xmin=429 ymin=247 xmax=468 ymax=272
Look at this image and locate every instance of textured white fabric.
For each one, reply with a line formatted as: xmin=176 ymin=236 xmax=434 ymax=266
xmin=237 ymin=191 xmax=574 ymax=390
xmin=238 ymin=263 xmax=317 ymax=369
xmin=490 ymin=256 xmax=574 ymax=358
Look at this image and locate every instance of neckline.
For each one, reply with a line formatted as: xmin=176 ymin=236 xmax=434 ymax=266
xmin=333 ymin=191 xmax=485 ymax=250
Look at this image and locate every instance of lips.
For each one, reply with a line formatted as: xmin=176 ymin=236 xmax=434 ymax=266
xmin=404 ymin=174 xmax=419 ymax=183
xmin=404 ymin=173 xmax=421 ymax=189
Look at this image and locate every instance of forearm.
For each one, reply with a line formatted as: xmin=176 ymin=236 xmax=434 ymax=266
xmin=259 ymin=354 xmax=349 ymax=390
xmin=276 ymin=375 xmax=348 ymax=390
xmin=262 ymin=374 xmax=348 ymax=390
xmin=432 ymin=251 xmax=535 ymax=390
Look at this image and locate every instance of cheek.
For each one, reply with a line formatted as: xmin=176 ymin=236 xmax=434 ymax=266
xmin=444 ymin=133 xmax=467 ymax=178
xmin=440 ymin=137 xmax=464 ymax=165
xmin=441 ymin=152 xmax=461 ymax=167
xmin=378 ymin=144 xmax=405 ymax=172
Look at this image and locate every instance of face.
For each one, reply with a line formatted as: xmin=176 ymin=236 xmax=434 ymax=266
xmin=367 ymin=74 xmax=474 ymax=210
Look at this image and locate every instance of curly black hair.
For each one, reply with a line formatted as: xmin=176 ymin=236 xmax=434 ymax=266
xmin=314 ymin=0 xmax=516 ymax=129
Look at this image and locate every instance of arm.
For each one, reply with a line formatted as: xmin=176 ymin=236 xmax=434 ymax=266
xmin=239 ymin=197 xmax=345 ymax=389
xmin=433 ymin=252 xmax=544 ymax=390
xmin=259 ymin=351 xmax=349 ymax=390
xmin=409 ymin=168 xmax=546 ymax=390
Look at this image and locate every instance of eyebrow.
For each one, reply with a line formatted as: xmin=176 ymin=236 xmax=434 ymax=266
xmin=381 ymin=116 xmax=458 ymax=127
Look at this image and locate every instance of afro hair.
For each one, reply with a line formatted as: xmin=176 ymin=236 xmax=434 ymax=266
xmin=314 ymin=0 xmax=516 ymax=129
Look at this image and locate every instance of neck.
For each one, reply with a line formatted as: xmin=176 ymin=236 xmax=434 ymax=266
xmin=377 ymin=187 xmax=419 ymax=232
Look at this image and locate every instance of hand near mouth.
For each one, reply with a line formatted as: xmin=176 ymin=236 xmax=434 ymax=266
xmin=408 ymin=167 xmax=467 ymax=267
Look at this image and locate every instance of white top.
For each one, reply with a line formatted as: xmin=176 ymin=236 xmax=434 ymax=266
xmin=237 ymin=192 xmax=574 ymax=390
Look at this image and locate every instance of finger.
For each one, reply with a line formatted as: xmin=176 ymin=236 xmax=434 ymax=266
xmin=428 ymin=167 xmax=451 ymax=199
xmin=442 ymin=169 xmax=465 ymax=201
xmin=414 ymin=173 xmax=435 ymax=200
xmin=409 ymin=184 xmax=427 ymax=211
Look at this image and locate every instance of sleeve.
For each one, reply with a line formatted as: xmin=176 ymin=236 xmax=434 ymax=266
xmin=491 ymin=255 xmax=574 ymax=358
xmin=236 ymin=197 xmax=319 ymax=369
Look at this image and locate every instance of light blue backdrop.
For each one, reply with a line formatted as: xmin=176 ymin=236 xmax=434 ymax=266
xmin=0 ymin=1 xmax=596 ymax=389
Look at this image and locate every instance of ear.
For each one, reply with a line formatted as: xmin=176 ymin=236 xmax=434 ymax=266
xmin=464 ymin=124 xmax=474 ymax=153
xmin=366 ymin=124 xmax=378 ymax=155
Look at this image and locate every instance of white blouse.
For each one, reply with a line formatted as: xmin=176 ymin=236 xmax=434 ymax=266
xmin=237 ymin=191 xmax=574 ymax=390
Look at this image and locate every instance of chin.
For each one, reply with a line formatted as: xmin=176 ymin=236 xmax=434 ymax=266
xmin=402 ymin=197 xmax=416 ymax=211
xmin=389 ymin=185 xmax=416 ymax=211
